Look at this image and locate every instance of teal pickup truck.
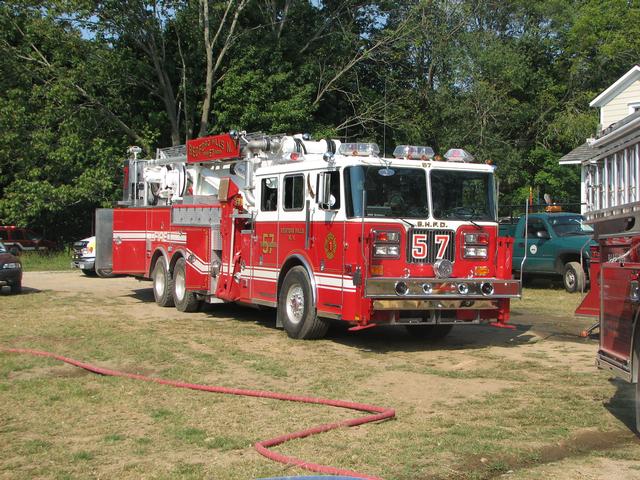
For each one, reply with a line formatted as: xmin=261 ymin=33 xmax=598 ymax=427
xmin=499 ymin=212 xmax=594 ymax=292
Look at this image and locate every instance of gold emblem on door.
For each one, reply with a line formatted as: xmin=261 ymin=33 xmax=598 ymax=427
xmin=324 ymin=232 xmax=337 ymax=260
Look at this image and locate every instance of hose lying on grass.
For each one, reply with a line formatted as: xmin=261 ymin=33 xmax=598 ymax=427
xmin=1 ymin=347 xmax=395 ymax=480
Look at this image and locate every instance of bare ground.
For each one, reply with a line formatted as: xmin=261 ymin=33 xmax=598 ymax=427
xmin=1 ymin=271 xmax=639 ymax=479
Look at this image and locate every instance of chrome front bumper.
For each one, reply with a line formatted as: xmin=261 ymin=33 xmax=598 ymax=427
xmin=365 ymin=278 xmax=520 ymax=310
xmin=71 ymin=258 xmax=95 ymax=270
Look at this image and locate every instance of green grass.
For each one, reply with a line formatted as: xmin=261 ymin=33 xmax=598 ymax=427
xmin=18 ymin=250 xmax=72 ymax=271
xmin=0 ymin=277 xmax=638 ymax=480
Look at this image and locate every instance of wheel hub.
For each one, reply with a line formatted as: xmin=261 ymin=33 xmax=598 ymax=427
xmin=154 ymin=268 xmax=165 ymax=295
xmin=566 ymin=270 xmax=576 ymax=288
xmin=286 ymin=285 xmax=304 ymax=325
xmin=175 ymin=269 xmax=186 ymax=301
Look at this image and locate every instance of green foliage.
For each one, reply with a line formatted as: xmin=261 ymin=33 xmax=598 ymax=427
xmin=2 ymin=0 xmax=640 ymax=240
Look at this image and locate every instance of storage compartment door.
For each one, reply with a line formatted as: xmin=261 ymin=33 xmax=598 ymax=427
xmin=112 ymin=208 xmax=148 ymax=275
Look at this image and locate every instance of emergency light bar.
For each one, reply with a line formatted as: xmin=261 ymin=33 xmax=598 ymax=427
xmin=444 ymin=148 xmax=474 ymax=162
xmin=392 ymin=145 xmax=435 ymax=160
xmin=338 ymin=143 xmax=380 ymax=157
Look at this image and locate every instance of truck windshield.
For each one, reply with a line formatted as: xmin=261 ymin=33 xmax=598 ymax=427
xmin=344 ymin=166 xmax=429 ymax=218
xmin=430 ymin=170 xmax=496 ymax=221
xmin=548 ymin=215 xmax=593 ymax=236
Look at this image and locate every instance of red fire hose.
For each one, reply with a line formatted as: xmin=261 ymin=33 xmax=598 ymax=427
xmin=1 ymin=347 xmax=395 ymax=479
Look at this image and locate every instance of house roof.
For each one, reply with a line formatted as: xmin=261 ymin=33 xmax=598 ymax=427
xmin=590 ymin=65 xmax=640 ymax=107
xmin=558 ymin=142 xmax=592 ymax=165
xmin=559 ymin=108 xmax=640 ymax=165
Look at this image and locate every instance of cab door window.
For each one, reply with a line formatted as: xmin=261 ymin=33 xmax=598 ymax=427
xmin=261 ymin=177 xmax=278 ymax=212
xmin=283 ymin=174 xmax=304 ymax=211
xmin=527 ymin=219 xmax=548 ymax=238
xmin=317 ymin=170 xmax=341 ymax=210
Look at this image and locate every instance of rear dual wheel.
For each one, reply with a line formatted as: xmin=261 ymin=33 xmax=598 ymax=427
xmin=172 ymin=257 xmax=200 ymax=312
xmin=152 ymin=260 xmax=174 ymax=307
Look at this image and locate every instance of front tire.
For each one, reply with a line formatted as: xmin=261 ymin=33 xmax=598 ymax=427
xmin=82 ymin=269 xmax=97 ymax=277
xmin=173 ymin=257 xmax=200 ymax=312
xmin=96 ymin=268 xmax=114 ymax=278
xmin=10 ymin=282 xmax=22 ymax=294
xmin=152 ymin=259 xmax=174 ymax=307
xmin=278 ymin=266 xmax=328 ymax=340
xmin=405 ymin=324 xmax=453 ymax=340
xmin=563 ymin=261 xmax=585 ymax=293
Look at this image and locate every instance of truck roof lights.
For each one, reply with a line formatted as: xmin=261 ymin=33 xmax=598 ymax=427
xmin=444 ymin=148 xmax=474 ymax=162
xmin=392 ymin=145 xmax=435 ymax=160
xmin=338 ymin=143 xmax=380 ymax=157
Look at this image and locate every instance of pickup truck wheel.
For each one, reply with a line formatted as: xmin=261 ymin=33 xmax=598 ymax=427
xmin=563 ymin=261 xmax=585 ymax=293
xmin=405 ymin=324 xmax=453 ymax=340
xmin=152 ymin=259 xmax=174 ymax=307
xmin=96 ymin=268 xmax=114 ymax=278
xmin=278 ymin=266 xmax=328 ymax=340
xmin=173 ymin=257 xmax=201 ymax=312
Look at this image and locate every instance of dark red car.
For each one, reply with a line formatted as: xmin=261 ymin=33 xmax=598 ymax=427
xmin=0 ymin=241 xmax=22 ymax=294
xmin=0 ymin=226 xmax=56 ymax=255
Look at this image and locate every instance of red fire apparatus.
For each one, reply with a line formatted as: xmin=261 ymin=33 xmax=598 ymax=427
xmin=570 ymin=119 xmax=640 ymax=432
xmin=95 ymin=131 xmax=520 ymax=339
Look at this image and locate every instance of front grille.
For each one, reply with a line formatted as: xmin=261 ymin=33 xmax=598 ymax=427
xmin=407 ymin=229 xmax=455 ymax=263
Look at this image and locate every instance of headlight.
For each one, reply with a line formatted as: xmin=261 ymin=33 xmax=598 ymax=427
xmin=2 ymin=262 xmax=21 ymax=269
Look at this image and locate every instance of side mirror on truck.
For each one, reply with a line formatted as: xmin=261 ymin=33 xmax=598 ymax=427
xmin=317 ymin=171 xmax=338 ymax=211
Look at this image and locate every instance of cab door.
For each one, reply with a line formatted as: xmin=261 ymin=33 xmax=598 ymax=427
xmin=523 ymin=217 xmax=552 ymax=273
xmin=252 ymin=175 xmax=279 ymax=304
xmin=311 ymin=170 xmax=344 ymax=317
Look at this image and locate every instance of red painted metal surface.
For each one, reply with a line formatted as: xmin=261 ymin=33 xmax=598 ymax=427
xmin=575 ymin=256 xmax=600 ymax=318
xmin=2 ymin=347 xmax=394 ymax=480
xmin=600 ymin=262 xmax=638 ymax=365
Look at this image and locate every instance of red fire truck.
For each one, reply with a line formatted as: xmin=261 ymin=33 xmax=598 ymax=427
xmin=95 ymin=131 xmax=520 ymax=339
xmin=571 ymin=123 xmax=640 ymax=432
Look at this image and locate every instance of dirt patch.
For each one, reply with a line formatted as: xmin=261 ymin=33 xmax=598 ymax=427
xmin=365 ymin=370 xmax=511 ymax=412
xmin=456 ymin=429 xmax=640 ymax=480
xmin=8 ymin=364 xmax=91 ymax=380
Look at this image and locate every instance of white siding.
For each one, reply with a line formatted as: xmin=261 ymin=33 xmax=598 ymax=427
xmin=601 ymin=80 xmax=640 ymax=128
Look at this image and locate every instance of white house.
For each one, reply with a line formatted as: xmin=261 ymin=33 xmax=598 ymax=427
xmin=590 ymin=65 xmax=640 ymax=131
xmin=560 ymin=65 xmax=640 ymax=215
